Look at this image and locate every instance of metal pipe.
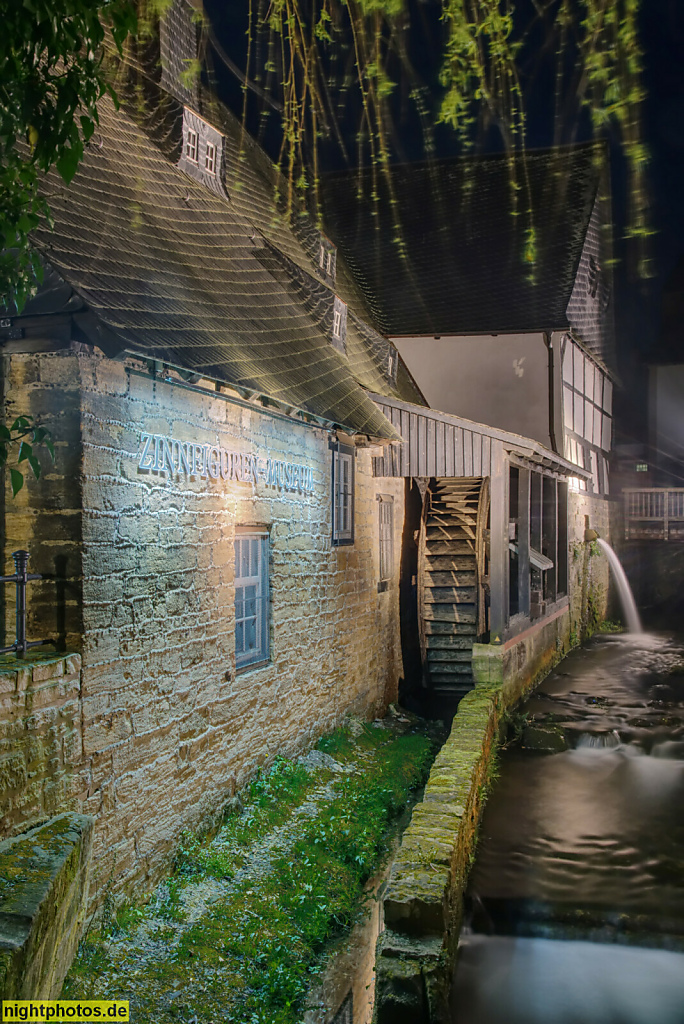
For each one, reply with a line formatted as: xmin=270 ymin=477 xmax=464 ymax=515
xmin=14 ymin=550 xmax=29 ymax=657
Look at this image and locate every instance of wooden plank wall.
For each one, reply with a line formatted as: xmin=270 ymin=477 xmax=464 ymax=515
xmin=373 ymin=400 xmax=493 ymax=479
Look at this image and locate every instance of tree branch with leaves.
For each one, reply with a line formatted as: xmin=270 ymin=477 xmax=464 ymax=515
xmin=0 ymin=416 xmax=55 ymax=496
xmin=0 ymin=0 xmax=137 ymax=313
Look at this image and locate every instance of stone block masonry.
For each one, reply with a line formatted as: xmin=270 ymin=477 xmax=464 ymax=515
xmin=3 ymin=350 xmax=405 ymax=907
xmin=567 ymin=490 xmax=617 ymax=639
xmin=0 ymin=655 xmax=83 ymax=838
xmin=0 ymin=813 xmax=93 ymax=998
xmin=374 ymin=642 xmax=565 ymax=1024
xmin=375 ymin=684 xmax=503 ymax=1024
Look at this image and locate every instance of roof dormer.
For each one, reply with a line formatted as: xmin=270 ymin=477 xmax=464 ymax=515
xmin=178 ymin=107 xmax=228 ymax=199
xmin=331 ymin=296 xmax=347 ymax=354
xmin=318 ymin=236 xmax=337 ymax=285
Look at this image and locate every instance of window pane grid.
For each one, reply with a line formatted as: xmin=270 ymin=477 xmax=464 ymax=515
xmin=378 ymin=500 xmax=393 ymax=581
xmin=562 ymin=339 xmax=612 ymax=461
xmin=185 ymin=129 xmax=198 ymax=163
xmin=235 ymin=534 xmax=268 ymax=669
xmin=333 ymin=450 xmax=354 ymax=542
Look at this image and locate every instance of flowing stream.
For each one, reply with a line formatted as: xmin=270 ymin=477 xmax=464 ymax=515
xmin=451 ymin=632 xmax=684 ymax=1023
xmin=598 ymin=538 xmax=643 ymax=634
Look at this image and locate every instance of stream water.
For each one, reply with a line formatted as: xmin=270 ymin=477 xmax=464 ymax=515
xmin=451 ymin=632 xmax=684 ymax=1024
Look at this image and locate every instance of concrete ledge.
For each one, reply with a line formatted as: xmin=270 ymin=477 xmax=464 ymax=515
xmin=375 ymin=686 xmax=501 ymax=1024
xmin=375 ymin=613 xmax=572 ymax=1024
xmin=0 ymin=813 xmax=93 ymax=998
xmin=473 ymin=605 xmax=570 ymax=703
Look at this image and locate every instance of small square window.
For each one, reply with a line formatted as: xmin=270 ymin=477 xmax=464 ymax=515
xmin=636 ymin=463 xmax=649 ymax=473
xmin=234 ymin=530 xmax=269 ymax=670
xmin=205 ymin=142 xmax=216 ymax=174
xmin=332 ymin=443 xmax=354 ymax=545
xmin=185 ymin=128 xmax=198 ymax=163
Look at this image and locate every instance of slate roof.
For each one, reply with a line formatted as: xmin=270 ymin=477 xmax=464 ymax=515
xmin=319 ymin=144 xmax=603 ymax=337
xmin=27 ymin=92 xmax=414 ymax=439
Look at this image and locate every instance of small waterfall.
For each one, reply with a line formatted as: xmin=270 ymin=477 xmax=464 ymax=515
xmin=597 ymin=538 xmax=642 ymax=634
xmin=576 ymin=729 xmax=621 ymax=749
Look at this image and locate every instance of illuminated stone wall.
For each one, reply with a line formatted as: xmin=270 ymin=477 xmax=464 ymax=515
xmin=1 ymin=350 xmax=404 ymax=899
xmin=567 ymin=489 xmax=617 ymax=638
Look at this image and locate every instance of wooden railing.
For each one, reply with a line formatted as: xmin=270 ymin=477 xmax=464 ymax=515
xmin=623 ymin=488 xmax=684 ymax=541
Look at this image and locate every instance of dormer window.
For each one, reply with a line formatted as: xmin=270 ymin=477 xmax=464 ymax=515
xmin=331 ymin=296 xmax=347 ymax=354
xmin=179 ymin=108 xmax=228 ymax=199
xmin=185 ymin=128 xmax=198 ymax=163
xmin=318 ymin=237 xmax=337 ymax=283
xmin=587 ymin=256 xmax=600 ymax=298
xmin=387 ymin=347 xmax=398 ymax=383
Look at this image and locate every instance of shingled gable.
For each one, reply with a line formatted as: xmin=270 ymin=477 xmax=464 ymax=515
xmin=319 ymin=143 xmax=610 ymax=350
xmin=21 ymin=92 xmax=408 ymax=440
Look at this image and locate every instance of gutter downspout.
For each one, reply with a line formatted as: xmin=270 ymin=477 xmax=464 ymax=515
xmin=544 ymin=331 xmax=558 ymax=454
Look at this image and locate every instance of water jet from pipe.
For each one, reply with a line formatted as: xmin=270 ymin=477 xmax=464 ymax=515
xmin=596 ymin=538 xmax=642 ymax=634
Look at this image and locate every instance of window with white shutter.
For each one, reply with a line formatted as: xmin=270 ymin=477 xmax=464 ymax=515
xmin=332 ymin=443 xmax=354 ymax=545
xmin=234 ymin=530 xmax=269 ymax=670
xmin=377 ymin=495 xmax=394 ymax=590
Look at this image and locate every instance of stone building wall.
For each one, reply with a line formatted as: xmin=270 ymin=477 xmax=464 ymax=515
xmin=0 ymin=655 xmax=83 ymax=838
xmin=567 ymin=490 xmax=617 ymax=638
xmin=1 ymin=349 xmax=404 ymax=900
xmin=2 ymin=353 xmax=84 ymax=651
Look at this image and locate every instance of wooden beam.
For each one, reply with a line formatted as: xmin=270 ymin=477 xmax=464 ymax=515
xmin=518 ymin=467 xmax=531 ymax=617
xmin=489 ymin=440 xmax=509 ymax=644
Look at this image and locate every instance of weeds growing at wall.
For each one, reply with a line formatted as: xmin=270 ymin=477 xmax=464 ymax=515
xmin=64 ymin=716 xmax=437 ymax=1023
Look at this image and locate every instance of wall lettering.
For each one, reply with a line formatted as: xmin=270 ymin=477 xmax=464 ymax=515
xmin=137 ymin=433 xmax=315 ymax=493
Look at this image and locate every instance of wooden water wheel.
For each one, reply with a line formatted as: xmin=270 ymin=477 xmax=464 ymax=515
xmin=417 ymin=477 xmax=490 ymax=701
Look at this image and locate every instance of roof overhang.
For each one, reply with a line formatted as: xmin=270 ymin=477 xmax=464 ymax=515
xmin=370 ymin=394 xmax=591 ymax=481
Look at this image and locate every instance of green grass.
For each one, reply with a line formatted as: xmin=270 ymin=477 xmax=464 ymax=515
xmin=596 ymin=619 xmax=625 ymax=634
xmin=64 ymin=718 xmax=437 ymax=1023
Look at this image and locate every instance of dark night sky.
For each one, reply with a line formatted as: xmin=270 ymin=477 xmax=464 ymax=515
xmin=203 ymin=0 xmax=684 ymax=447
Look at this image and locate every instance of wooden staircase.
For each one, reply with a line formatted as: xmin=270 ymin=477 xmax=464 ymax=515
xmin=418 ymin=478 xmax=489 ymax=703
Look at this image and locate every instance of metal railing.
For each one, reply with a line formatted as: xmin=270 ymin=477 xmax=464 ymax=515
xmin=0 ymin=550 xmax=54 ymax=657
xmin=623 ymin=488 xmax=684 ymax=541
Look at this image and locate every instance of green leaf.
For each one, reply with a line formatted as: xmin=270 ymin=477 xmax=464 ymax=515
xmin=55 ymin=140 xmax=83 ymax=184
xmin=27 ymin=453 xmax=41 ymax=479
xmin=10 ymin=469 xmax=24 ymax=497
xmin=80 ymin=115 xmax=95 ymax=142
xmin=17 ymin=441 xmax=32 ymax=463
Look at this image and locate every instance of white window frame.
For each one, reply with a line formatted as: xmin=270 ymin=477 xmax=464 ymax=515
xmin=561 ymin=335 xmax=612 ymax=494
xmin=234 ymin=529 xmax=269 ymax=671
xmin=205 ymin=141 xmax=216 ymax=174
xmin=332 ymin=442 xmax=354 ymax=545
xmin=332 ymin=307 xmax=342 ymax=340
xmin=185 ymin=127 xmax=198 ymax=163
xmin=377 ymin=495 xmax=394 ymax=589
